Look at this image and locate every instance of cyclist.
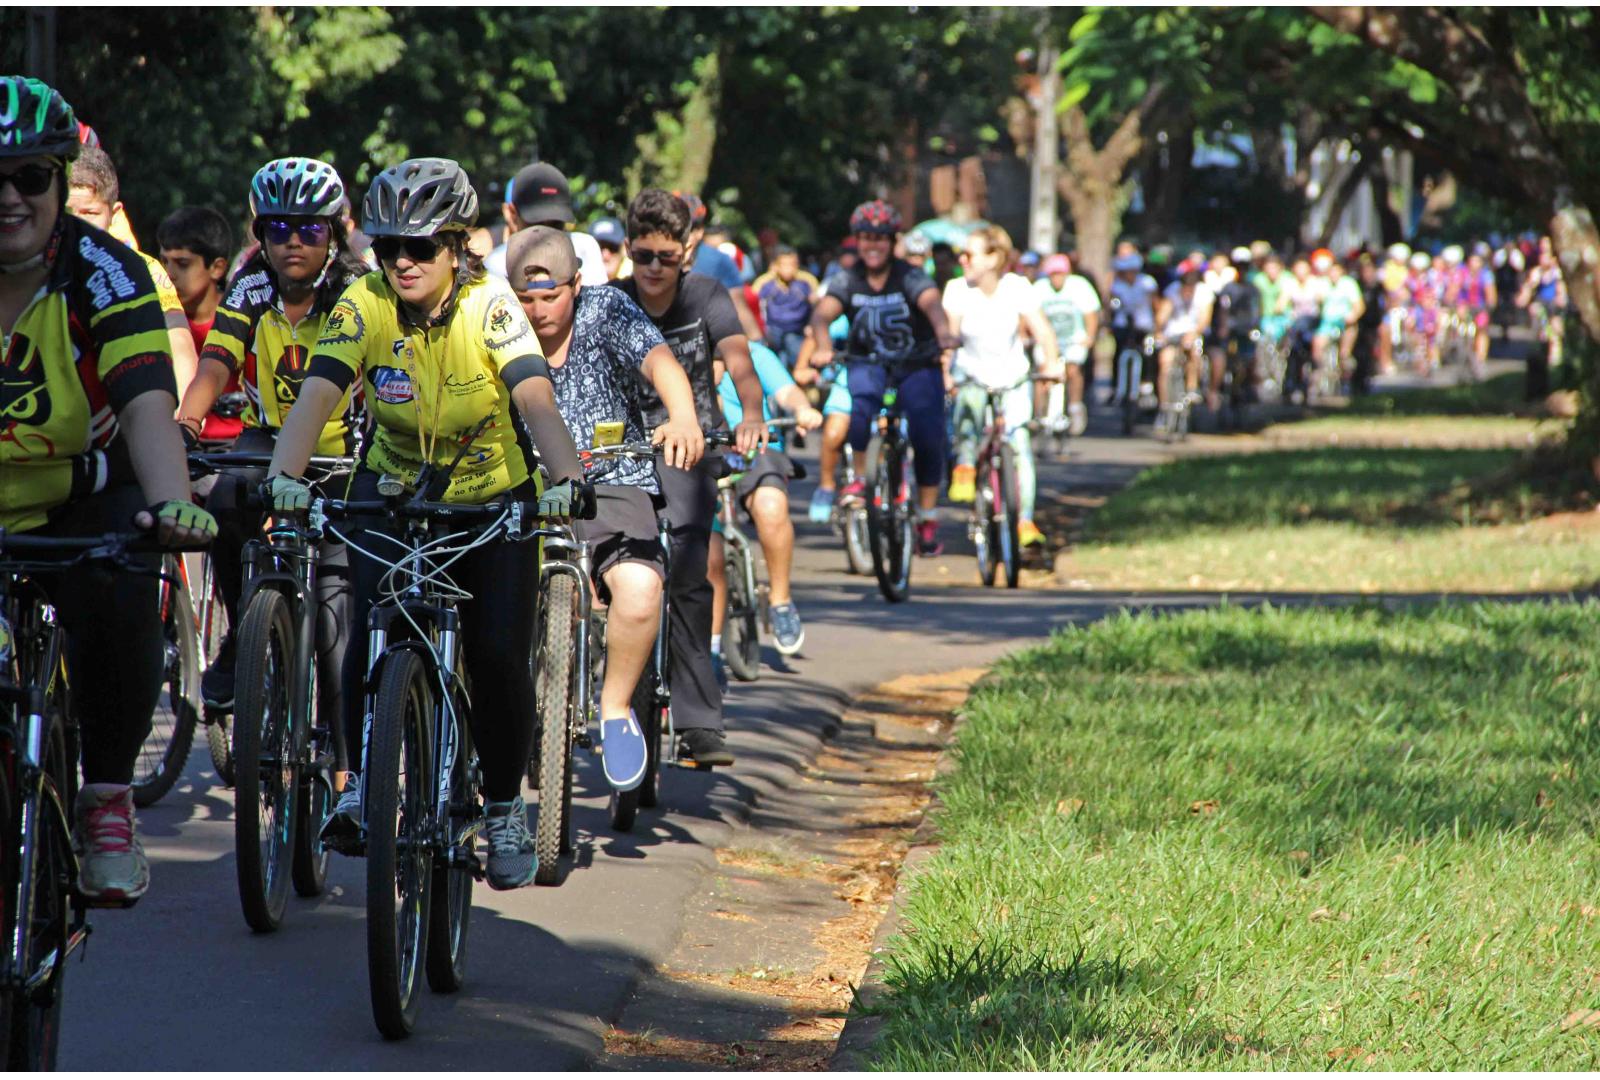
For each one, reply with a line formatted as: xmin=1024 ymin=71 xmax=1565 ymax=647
xmin=65 ymin=144 xmax=200 ymax=401
xmin=794 ymin=313 xmax=854 ymax=523
xmin=175 ymin=158 xmax=367 ymax=717
xmin=613 ymin=189 xmax=768 ymax=769
xmin=265 ymin=158 xmax=588 ymax=890
xmin=708 ymin=340 xmax=823 ymax=668
xmin=157 ymin=207 xmax=243 ymax=445
xmin=1107 ymin=251 xmax=1159 ymax=404
xmin=944 ymin=225 xmax=1060 ymax=549
xmin=0 ymin=77 xmax=217 ymax=903
xmin=1313 ymin=255 xmax=1364 ymax=387
xmin=1406 ymin=250 xmax=1442 ymax=372
xmin=806 ymin=200 xmax=959 ymax=557
xmin=506 ymin=224 xmax=704 ymax=791
xmin=1152 ymin=261 xmax=1212 ymax=418
xmin=1445 ymin=243 xmax=1496 ymax=373
xmin=1517 ymin=239 xmax=1566 ymax=365
xmin=1212 ymin=246 xmax=1261 ymax=410
xmin=1251 ymin=251 xmax=1292 ymax=350
xmin=1033 ymin=252 xmax=1099 ymax=437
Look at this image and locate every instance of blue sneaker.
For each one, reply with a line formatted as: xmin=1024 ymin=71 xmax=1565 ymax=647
xmin=808 ymin=487 xmax=835 ymax=523
xmin=770 ymin=602 xmax=804 ymax=656
xmin=600 ymin=711 xmax=648 ymax=792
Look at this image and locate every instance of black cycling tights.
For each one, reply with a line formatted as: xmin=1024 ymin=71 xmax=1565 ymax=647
xmin=32 ymin=485 xmax=162 ymax=785
xmin=339 ymin=470 xmax=539 ymax=804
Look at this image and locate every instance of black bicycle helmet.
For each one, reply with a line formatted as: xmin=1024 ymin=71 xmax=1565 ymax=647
xmin=0 ymin=76 xmax=80 ymax=162
xmin=362 ymin=157 xmax=478 ymax=237
xmin=250 ymin=157 xmax=346 ymax=218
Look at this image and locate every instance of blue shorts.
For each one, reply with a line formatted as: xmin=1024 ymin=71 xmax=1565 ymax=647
xmin=819 ymin=363 xmax=852 ymax=417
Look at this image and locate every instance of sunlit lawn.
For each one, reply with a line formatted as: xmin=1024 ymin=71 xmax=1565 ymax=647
xmin=867 ymin=603 xmax=1600 ymax=1069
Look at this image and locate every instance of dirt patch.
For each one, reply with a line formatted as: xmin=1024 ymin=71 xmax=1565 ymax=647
xmin=598 ymin=668 xmax=985 ymax=1071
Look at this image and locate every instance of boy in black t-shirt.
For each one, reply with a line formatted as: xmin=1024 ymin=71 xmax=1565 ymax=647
xmin=610 ymin=190 xmax=767 ymax=767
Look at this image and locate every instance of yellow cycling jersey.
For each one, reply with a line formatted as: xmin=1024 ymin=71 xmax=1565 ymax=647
xmin=0 ymin=217 xmax=176 ymax=531
xmin=140 ymin=252 xmax=183 ymax=317
xmin=201 ymin=264 xmax=360 ymax=455
xmin=308 ymin=271 xmax=546 ymax=503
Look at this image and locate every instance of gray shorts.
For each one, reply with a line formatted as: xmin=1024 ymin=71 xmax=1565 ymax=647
xmin=573 ymin=484 xmax=666 ymax=601
xmin=732 ymin=450 xmax=794 ymax=504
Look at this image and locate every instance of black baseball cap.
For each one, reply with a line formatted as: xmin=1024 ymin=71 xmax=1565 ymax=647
xmin=510 ymin=162 xmax=574 ymax=225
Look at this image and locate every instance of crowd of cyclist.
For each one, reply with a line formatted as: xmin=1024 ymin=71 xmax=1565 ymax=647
xmin=0 ymin=71 xmax=1575 ymax=931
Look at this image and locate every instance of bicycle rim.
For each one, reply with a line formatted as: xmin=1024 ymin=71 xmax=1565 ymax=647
xmin=723 ymin=550 xmax=761 ymax=682
xmin=233 ymin=590 xmax=298 ymax=933
xmin=974 ymin=462 xmax=996 ymax=587
xmin=866 ymin=435 xmax=911 ymax=602
xmin=367 ymin=650 xmax=434 ymax=1040
xmin=533 ymin=577 xmax=577 ymax=885
xmin=844 ymin=508 xmax=872 ymax=576
xmin=426 ymin=715 xmax=473 ymax=992
xmin=998 ymin=446 xmax=1022 ymax=589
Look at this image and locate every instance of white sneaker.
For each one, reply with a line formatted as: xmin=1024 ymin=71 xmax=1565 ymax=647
xmin=1067 ymin=402 xmax=1088 ymax=437
xmin=73 ymin=784 xmax=149 ymax=905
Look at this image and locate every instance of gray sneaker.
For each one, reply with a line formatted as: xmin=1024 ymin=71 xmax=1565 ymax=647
xmin=319 ymin=772 xmax=363 ymax=855
xmin=482 ymin=796 xmax=537 ymax=890
xmin=770 ymin=602 xmax=805 ymax=656
xmin=73 ymin=783 xmax=149 ymax=906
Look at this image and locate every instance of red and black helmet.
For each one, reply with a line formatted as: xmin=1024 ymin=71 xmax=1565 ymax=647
xmin=848 ymin=199 xmax=902 ymax=237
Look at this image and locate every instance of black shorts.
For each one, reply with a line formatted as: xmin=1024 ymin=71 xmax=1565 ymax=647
xmin=574 ymin=484 xmax=666 ymax=598
xmin=732 ymin=450 xmax=794 ymax=505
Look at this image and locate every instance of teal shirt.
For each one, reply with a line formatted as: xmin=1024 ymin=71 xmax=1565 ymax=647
xmin=718 ymin=341 xmax=794 ymax=451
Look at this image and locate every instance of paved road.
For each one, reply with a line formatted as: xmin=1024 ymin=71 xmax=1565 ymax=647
xmin=63 ymin=400 xmax=1173 ymax=1069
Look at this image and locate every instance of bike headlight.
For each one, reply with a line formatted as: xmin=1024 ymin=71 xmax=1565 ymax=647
xmin=0 ymin=613 xmax=14 ymax=666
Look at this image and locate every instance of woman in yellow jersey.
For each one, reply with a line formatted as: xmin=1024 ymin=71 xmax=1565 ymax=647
xmin=0 ymin=77 xmax=216 ymax=904
xmin=175 ymin=157 xmax=368 ymax=715
xmin=267 ymin=158 xmax=585 ymax=890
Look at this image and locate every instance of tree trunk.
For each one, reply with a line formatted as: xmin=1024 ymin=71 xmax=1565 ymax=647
xmin=1368 ymin=157 xmax=1403 ymax=246
xmin=1314 ymin=155 xmax=1368 ymax=249
xmin=676 ymin=48 xmax=721 ymax=196
xmin=1062 ymin=186 xmax=1116 ymax=296
xmin=1057 ymin=84 xmax=1163 ymax=291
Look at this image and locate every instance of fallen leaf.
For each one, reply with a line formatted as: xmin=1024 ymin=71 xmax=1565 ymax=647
xmin=1289 ymin=850 xmax=1311 ymax=862
xmin=1537 ymin=789 xmax=1552 ymax=808
xmin=1327 ymin=1046 xmax=1377 ymax=1064
xmin=1057 ymin=798 xmax=1085 ymax=815
xmin=1564 ymin=903 xmax=1600 ymax=919
xmin=1561 ymin=1009 xmax=1600 ymax=1032
xmin=1189 ymin=799 xmax=1220 ymax=816
xmin=1309 ymin=907 xmax=1340 ymax=923
xmin=1405 ymin=991 xmax=1426 ymax=1004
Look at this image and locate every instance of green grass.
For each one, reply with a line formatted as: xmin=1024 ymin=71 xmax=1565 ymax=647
xmin=867 ymin=602 xmax=1600 ymax=1069
xmin=1062 ymin=448 xmax=1598 ymax=593
xmin=1251 ymin=372 xmax=1560 ymax=448
xmin=1340 ymin=372 xmax=1527 ymax=417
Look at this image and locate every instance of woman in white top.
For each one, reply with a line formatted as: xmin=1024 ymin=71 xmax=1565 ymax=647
xmin=942 ymin=226 xmax=1061 ymax=548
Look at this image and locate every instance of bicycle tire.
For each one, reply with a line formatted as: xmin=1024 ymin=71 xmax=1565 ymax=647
xmin=843 ymin=506 xmax=872 ymax=576
xmin=366 ymin=649 xmax=434 ymax=1040
xmin=201 ymin=565 xmax=236 ymax=787
xmin=233 ymin=589 xmax=299 ymax=933
xmin=722 ymin=546 xmax=761 ymax=682
xmin=533 ymin=575 xmax=577 ymax=886
xmin=0 ymin=707 xmax=70 ymax=1070
xmin=632 ymin=661 xmax=662 ymax=811
xmin=974 ymin=457 xmax=997 ymax=587
xmin=425 ymin=697 xmax=473 ymax=992
xmin=864 ymin=431 xmax=912 ymax=603
xmin=133 ymin=564 xmax=200 ymax=807
xmin=998 ymin=445 xmax=1022 ymax=589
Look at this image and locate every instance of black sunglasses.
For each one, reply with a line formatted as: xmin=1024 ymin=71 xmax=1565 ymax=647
xmin=262 ymin=218 xmax=330 ymax=245
xmin=0 ymin=164 xmax=58 ymax=198
xmin=372 ymin=235 xmax=446 ymax=264
xmin=629 ymin=247 xmax=683 ymax=268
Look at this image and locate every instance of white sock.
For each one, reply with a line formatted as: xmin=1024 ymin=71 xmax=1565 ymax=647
xmin=710 ymin=634 xmax=722 ymax=655
xmin=917 ymin=508 xmax=939 ymax=524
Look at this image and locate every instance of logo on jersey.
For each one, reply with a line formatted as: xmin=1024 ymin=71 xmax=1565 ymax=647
xmin=369 ymin=365 xmax=414 ymax=405
xmin=483 ymin=294 xmax=527 ymax=349
xmin=322 ymin=298 xmax=364 ymax=345
xmin=0 ymin=331 xmax=52 ymax=441
xmin=273 ymin=344 xmax=310 ymax=405
xmin=78 ymin=237 xmax=138 ymax=311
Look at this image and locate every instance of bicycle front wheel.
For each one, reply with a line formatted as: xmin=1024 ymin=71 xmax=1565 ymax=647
xmin=0 ymin=710 xmax=72 ymax=1069
xmin=366 ymin=649 xmax=435 ymax=1040
xmin=865 ymin=432 xmax=913 ymax=603
xmin=843 ymin=505 xmax=873 ymax=576
xmin=533 ymin=575 xmax=577 ymax=886
xmin=133 ymin=561 xmax=199 ymax=806
xmin=426 ymin=700 xmax=473 ymax=992
xmin=998 ymin=445 xmax=1022 ymax=589
xmin=722 ymin=546 xmax=761 ymax=682
xmin=974 ymin=458 xmax=997 ymax=588
xmin=232 ymin=589 xmax=299 ymax=933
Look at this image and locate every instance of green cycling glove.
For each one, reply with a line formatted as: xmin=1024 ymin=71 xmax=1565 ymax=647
xmin=149 ymin=500 xmax=218 ymax=542
xmin=268 ymin=474 xmax=312 ymax=515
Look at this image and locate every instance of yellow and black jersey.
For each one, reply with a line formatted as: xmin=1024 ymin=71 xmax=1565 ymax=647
xmin=307 ymin=271 xmax=547 ymax=503
xmin=0 ymin=216 xmax=176 ymax=531
xmin=200 ymin=264 xmax=360 ymax=455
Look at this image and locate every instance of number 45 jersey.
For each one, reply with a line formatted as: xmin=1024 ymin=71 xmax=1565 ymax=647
xmin=823 ymin=258 xmax=939 ymax=365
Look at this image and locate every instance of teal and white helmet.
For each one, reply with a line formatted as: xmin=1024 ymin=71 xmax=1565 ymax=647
xmin=249 ymin=157 xmax=345 ymax=218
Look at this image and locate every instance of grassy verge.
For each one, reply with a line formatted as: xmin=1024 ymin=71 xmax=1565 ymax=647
xmin=1254 ymin=373 xmax=1560 ymax=448
xmin=868 ymin=602 xmax=1600 ymax=1069
xmin=1059 ymin=447 xmax=1598 ymax=593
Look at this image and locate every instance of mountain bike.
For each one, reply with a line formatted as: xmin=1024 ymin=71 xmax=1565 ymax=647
xmin=1215 ymin=331 xmax=1260 ymax=434
xmin=192 ymin=452 xmax=354 ymax=933
xmin=1112 ymin=327 xmax=1159 ymax=436
xmin=0 ymin=528 xmax=198 ymax=1068
xmin=956 ymin=374 xmax=1056 ymax=589
xmin=847 ymin=355 xmax=928 ymax=604
xmin=1154 ymin=336 xmax=1200 ymax=442
xmin=315 ymin=478 xmax=586 ymax=1040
